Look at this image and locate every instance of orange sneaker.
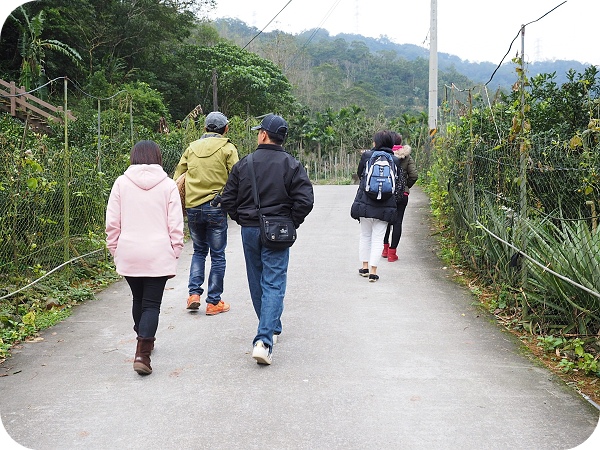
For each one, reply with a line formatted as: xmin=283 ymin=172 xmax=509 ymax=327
xmin=186 ymin=294 xmax=201 ymax=310
xmin=206 ymin=301 xmax=230 ymax=315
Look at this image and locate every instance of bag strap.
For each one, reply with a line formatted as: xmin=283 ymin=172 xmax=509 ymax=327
xmin=247 ymin=153 xmax=261 ymax=210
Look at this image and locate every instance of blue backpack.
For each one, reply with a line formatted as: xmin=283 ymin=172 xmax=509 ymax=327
xmin=363 ymin=150 xmax=397 ymax=201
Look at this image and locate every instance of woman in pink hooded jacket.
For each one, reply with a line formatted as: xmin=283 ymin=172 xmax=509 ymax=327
xmin=106 ymin=140 xmax=184 ymax=375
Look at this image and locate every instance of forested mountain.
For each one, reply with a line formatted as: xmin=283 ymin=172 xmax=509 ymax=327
xmin=213 ymin=17 xmax=591 ymax=111
xmin=318 ymin=30 xmax=590 ymax=89
xmin=212 ymin=18 xmax=470 ymax=117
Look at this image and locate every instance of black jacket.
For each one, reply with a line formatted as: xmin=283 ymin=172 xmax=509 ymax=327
xmin=350 ymin=148 xmax=399 ymax=223
xmin=221 ymin=144 xmax=314 ymax=228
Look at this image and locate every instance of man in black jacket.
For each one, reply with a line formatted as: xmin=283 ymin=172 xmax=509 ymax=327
xmin=221 ymin=114 xmax=314 ymax=365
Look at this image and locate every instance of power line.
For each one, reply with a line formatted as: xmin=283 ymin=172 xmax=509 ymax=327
xmin=237 ymin=0 xmax=345 ymax=68
xmin=289 ymin=0 xmax=344 ymax=67
xmin=485 ymin=1 xmax=567 ymax=86
xmin=242 ymin=0 xmax=293 ymax=50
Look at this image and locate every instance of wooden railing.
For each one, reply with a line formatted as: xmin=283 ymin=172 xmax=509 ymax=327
xmin=0 ymin=78 xmax=76 ymax=128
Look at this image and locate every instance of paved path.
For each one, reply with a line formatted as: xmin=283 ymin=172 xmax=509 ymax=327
xmin=1 ymin=185 xmax=599 ymax=450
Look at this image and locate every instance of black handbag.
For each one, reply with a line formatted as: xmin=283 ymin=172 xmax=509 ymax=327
xmin=247 ymin=154 xmax=297 ymax=249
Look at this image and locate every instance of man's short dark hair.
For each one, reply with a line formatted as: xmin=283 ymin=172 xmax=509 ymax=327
xmin=265 ymin=130 xmax=285 ymax=145
xmin=206 ymin=125 xmax=227 ymax=135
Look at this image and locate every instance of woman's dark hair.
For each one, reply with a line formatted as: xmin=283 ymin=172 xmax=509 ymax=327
xmin=393 ymin=132 xmax=403 ymax=146
xmin=372 ymin=130 xmax=394 ymax=149
xmin=130 ymin=140 xmax=163 ymax=166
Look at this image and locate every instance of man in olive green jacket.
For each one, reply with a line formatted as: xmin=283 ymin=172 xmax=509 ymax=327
xmin=173 ymin=111 xmax=239 ymax=315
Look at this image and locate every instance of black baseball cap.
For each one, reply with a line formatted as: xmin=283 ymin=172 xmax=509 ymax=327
xmin=251 ymin=114 xmax=288 ymax=139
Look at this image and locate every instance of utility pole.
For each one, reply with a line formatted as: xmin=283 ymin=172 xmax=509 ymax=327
xmin=428 ymin=0 xmax=438 ymax=136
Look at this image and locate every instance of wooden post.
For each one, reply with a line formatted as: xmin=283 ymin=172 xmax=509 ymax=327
xmin=212 ymin=69 xmax=218 ymax=111
xmin=10 ymin=81 xmax=16 ymax=116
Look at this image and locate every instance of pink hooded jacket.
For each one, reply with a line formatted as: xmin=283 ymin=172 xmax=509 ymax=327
xmin=106 ymin=164 xmax=184 ymax=277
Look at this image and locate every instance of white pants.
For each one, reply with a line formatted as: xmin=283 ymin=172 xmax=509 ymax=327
xmin=359 ymin=218 xmax=387 ymax=268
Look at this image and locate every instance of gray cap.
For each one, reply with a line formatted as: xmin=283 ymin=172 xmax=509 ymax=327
xmin=251 ymin=114 xmax=288 ymax=138
xmin=205 ymin=111 xmax=228 ymax=131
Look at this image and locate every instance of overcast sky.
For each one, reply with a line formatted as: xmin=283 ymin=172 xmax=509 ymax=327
xmin=209 ymin=0 xmax=598 ymax=66
xmin=1 ymin=0 xmax=598 ymax=66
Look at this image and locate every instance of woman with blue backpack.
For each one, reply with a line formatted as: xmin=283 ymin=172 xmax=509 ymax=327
xmin=351 ymin=130 xmax=401 ymax=282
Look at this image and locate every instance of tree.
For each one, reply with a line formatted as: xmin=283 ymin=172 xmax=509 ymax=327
xmin=171 ymin=41 xmax=295 ymax=119
xmin=527 ymin=66 xmax=600 ymax=137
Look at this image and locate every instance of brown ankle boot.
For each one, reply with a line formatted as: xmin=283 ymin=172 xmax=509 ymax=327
xmin=133 ymin=337 xmax=155 ymax=375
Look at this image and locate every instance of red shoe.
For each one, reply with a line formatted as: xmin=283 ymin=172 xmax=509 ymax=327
xmin=206 ymin=301 xmax=230 ymax=315
xmin=382 ymin=243 xmax=389 ymax=257
xmin=387 ymin=248 xmax=398 ymax=262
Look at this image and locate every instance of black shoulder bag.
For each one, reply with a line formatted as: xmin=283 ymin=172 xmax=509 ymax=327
xmin=247 ymin=153 xmax=297 ymax=249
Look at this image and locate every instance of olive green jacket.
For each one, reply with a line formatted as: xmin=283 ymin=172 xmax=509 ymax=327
xmin=173 ymin=133 xmax=239 ymax=208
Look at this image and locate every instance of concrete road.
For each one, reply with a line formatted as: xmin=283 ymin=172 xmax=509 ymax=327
xmin=1 ymin=185 xmax=599 ymax=450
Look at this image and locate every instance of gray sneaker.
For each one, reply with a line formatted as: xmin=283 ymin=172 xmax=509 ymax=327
xmin=252 ymin=340 xmax=272 ymax=365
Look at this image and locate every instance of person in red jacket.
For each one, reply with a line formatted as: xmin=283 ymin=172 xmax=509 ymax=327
xmin=106 ymin=140 xmax=184 ymax=375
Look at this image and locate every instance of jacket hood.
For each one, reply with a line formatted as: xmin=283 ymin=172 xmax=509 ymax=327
xmin=124 ymin=164 xmax=168 ymax=190
xmin=393 ymin=144 xmax=412 ymax=159
xmin=189 ymin=133 xmax=232 ymax=158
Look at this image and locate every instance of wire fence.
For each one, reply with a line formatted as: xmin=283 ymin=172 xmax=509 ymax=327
xmin=0 ymin=78 xmax=158 ymax=304
xmin=436 ymin=105 xmax=600 ymax=334
xmin=297 ymin=151 xmax=360 ymax=184
xmin=0 ymin=114 xmax=118 ymax=303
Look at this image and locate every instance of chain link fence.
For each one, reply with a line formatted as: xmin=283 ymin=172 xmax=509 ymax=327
xmin=435 ymin=95 xmax=600 ymax=335
xmin=0 ymin=81 xmax=192 ymax=305
xmin=0 ymin=114 xmax=119 ymax=304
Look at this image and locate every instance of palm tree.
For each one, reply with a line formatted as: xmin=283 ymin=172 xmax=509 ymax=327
xmin=11 ymin=7 xmax=81 ymax=91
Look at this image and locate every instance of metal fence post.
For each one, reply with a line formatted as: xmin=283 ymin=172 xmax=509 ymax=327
xmin=63 ymin=78 xmax=70 ymax=268
xmin=518 ymin=25 xmax=529 ymax=314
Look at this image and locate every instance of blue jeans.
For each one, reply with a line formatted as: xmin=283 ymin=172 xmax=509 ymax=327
xmin=241 ymin=226 xmax=289 ymax=349
xmin=186 ymin=202 xmax=227 ymax=305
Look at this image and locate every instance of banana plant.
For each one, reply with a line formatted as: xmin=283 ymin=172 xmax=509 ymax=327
xmin=11 ymin=7 xmax=82 ymax=91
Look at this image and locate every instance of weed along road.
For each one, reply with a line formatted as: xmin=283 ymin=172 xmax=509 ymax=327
xmin=1 ymin=185 xmax=599 ymax=449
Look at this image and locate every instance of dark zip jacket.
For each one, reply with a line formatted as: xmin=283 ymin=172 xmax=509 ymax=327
xmin=221 ymin=144 xmax=314 ymax=228
xmin=350 ymin=147 xmax=399 ymax=223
